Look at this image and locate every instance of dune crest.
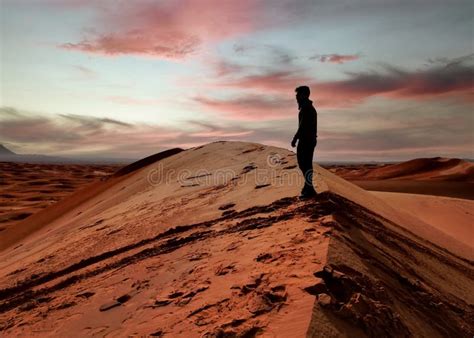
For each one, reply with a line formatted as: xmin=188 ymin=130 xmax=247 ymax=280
xmin=0 ymin=142 xmax=472 ymax=337
xmin=330 ymin=157 xmax=474 ymax=182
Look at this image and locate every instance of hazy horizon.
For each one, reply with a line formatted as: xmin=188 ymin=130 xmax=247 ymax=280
xmin=1 ymin=0 xmax=473 ymax=162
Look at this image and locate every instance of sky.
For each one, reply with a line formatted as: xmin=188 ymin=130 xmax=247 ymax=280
xmin=0 ymin=0 xmax=473 ymax=161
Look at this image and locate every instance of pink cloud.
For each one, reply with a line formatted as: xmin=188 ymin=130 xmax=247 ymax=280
xmin=61 ymin=32 xmax=200 ymax=59
xmin=221 ymin=71 xmax=312 ymax=94
xmin=59 ymin=1 xmax=260 ymax=59
xmin=194 ymin=95 xmax=295 ymax=120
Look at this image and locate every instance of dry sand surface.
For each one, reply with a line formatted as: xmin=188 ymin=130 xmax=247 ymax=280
xmin=350 ymin=180 xmax=474 ymax=200
xmin=0 ymin=142 xmax=473 ymax=337
xmin=0 ymin=162 xmax=121 ymax=234
xmin=372 ymin=192 xmax=474 ymax=249
xmin=324 ymin=158 xmax=474 ymax=200
xmin=325 ymin=157 xmax=474 ymax=182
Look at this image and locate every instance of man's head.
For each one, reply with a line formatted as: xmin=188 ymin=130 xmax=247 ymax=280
xmin=295 ymin=85 xmax=310 ymax=104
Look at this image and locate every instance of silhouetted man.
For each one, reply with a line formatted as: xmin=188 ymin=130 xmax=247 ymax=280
xmin=291 ymin=85 xmax=317 ymax=198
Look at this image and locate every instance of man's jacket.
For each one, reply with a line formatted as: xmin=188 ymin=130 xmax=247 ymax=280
xmin=294 ymin=99 xmax=317 ymax=143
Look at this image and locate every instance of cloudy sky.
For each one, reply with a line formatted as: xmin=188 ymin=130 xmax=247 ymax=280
xmin=1 ymin=0 xmax=473 ymax=161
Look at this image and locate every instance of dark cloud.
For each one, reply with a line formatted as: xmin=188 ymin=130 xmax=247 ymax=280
xmin=318 ymin=126 xmax=473 ymax=161
xmin=313 ymin=97 xmax=474 ymax=160
xmin=59 ymin=114 xmax=133 ymax=128
xmin=71 ymin=65 xmax=98 ymax=78
xmin=0 ymin=107 xmax=279 ymax=158
xmin=309 ymin=53 xmax=361 ymax=64
xmin=233 ymin=44 xmax=252 ymax=54
xmin=1 ymin=103 xmax=472 ymax=161
xmin=0 ymin=113 xmax=81 ymax=143
xmin=365 ymin=58 xmax=474 ymax=98
xmin=0 ymin=108 xmax=135 ymax=149
xmin=209 ymin=54 xmax=474 ymax=107
xmin=0 ymin=107 xmax=23 ymax=118
xmin=99 ymin=117 xmax=132 ymax=127
xmin=231 ymin=43 xmax=298 ymax=66
xmin=425 ymin=53 xmax=474 ymax=68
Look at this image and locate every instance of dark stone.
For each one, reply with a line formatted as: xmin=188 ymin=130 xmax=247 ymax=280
xmin=218 ymin=203 xmax=236 ymax=210
xmin=76 ymin=291 xmax=95 ymax=299
xmin=154 ymin=299 xmax=172 ymax=307
xmin=168 ymin=291 xmax=184 ymax=299
xmin=99 ymin=300 xmax=121 ymax=312
xmin=117 ymin=294 xmax=131 ymax=303
xmin=304 ymin=282 xmax=328 ymax=296
xmin=255 ymin=253 xmax=273 ymax=262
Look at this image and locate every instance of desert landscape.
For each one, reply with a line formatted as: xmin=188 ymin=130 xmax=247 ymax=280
xmin=0 ymin=161 xmax=121 ymax=235
xmin=0 ymin=141 xmax=472 ymax=337
xmin=324 ymin=157 xmax=474 ymax=200
xmin=2 ymin=1 xmax=473 ymax=336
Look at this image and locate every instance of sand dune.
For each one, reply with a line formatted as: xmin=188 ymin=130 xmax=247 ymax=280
xmin=372 ymin=192 xmax=474 ymax=248
xmin=0 ymin=162 xmax=120 ymax=238
xmin=327 ymin=157 xmax=474 ymax=182
xmin=351 ymin=180 xmax=474 ymax=200
xmin=0 ymin=142 xmax=472 ymax=337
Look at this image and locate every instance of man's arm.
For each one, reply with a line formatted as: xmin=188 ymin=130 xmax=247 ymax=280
xmin=292 ymin=109 xmax=307 ymax=147
xmin=291 ymin=120 xmax=302 ymax=147
xmin=294 ymin=116 xmax=304 ymax=140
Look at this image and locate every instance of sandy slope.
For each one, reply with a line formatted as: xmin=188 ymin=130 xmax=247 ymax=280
xmin=351 ymin=180 xmax=474 ymax=200
xmin=327 ymin=157 xmax=474 ymax=182
xmin=0 ymin=142 xmax=472 ymax=337
xmin=372 ymin=192 xmax=474 ymax=248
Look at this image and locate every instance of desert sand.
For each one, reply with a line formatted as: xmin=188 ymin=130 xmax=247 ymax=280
xmin=0 ymin=142 xmax=472 ymax=337
xmin=372 ymin=192 xmax=474 ymax=248
xmin=0 ymin=162 xmax=120 ymax=235
xmin=351 ymin=180 xmax=474 ymax=200
xmin=325 ymin=158 xmax=474 ymax=200
xmin=325 ymin=157 xmax=474 ymax=181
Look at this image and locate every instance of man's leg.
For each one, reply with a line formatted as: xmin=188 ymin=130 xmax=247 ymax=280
xmin=296 ymin=143 xmax=306 ymax=193
xmin=297 ymin=142 xmax=315 ymax=196
xmin=302 ymin=143 xmax=316 ymax=194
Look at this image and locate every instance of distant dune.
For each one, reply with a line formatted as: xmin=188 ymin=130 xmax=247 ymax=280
xmin=327 ymin=157 xmax=474 ymax=182
xmin=0 ymin=162 xmax=121 ymax=235
xmin=0 ymin=145 xmax=15 ymax=156
xmin=373 ymin=191 xmax=474 ymax=248
xmin=326 ymin=157 xmax=474 ymax=200
xmin=0 ymin=150 xmax=184 ymax=236
xmin=0 ymin=142 xmax=472 ymax=337
xmin=0 ymin=144 xmax=135 ymax=164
